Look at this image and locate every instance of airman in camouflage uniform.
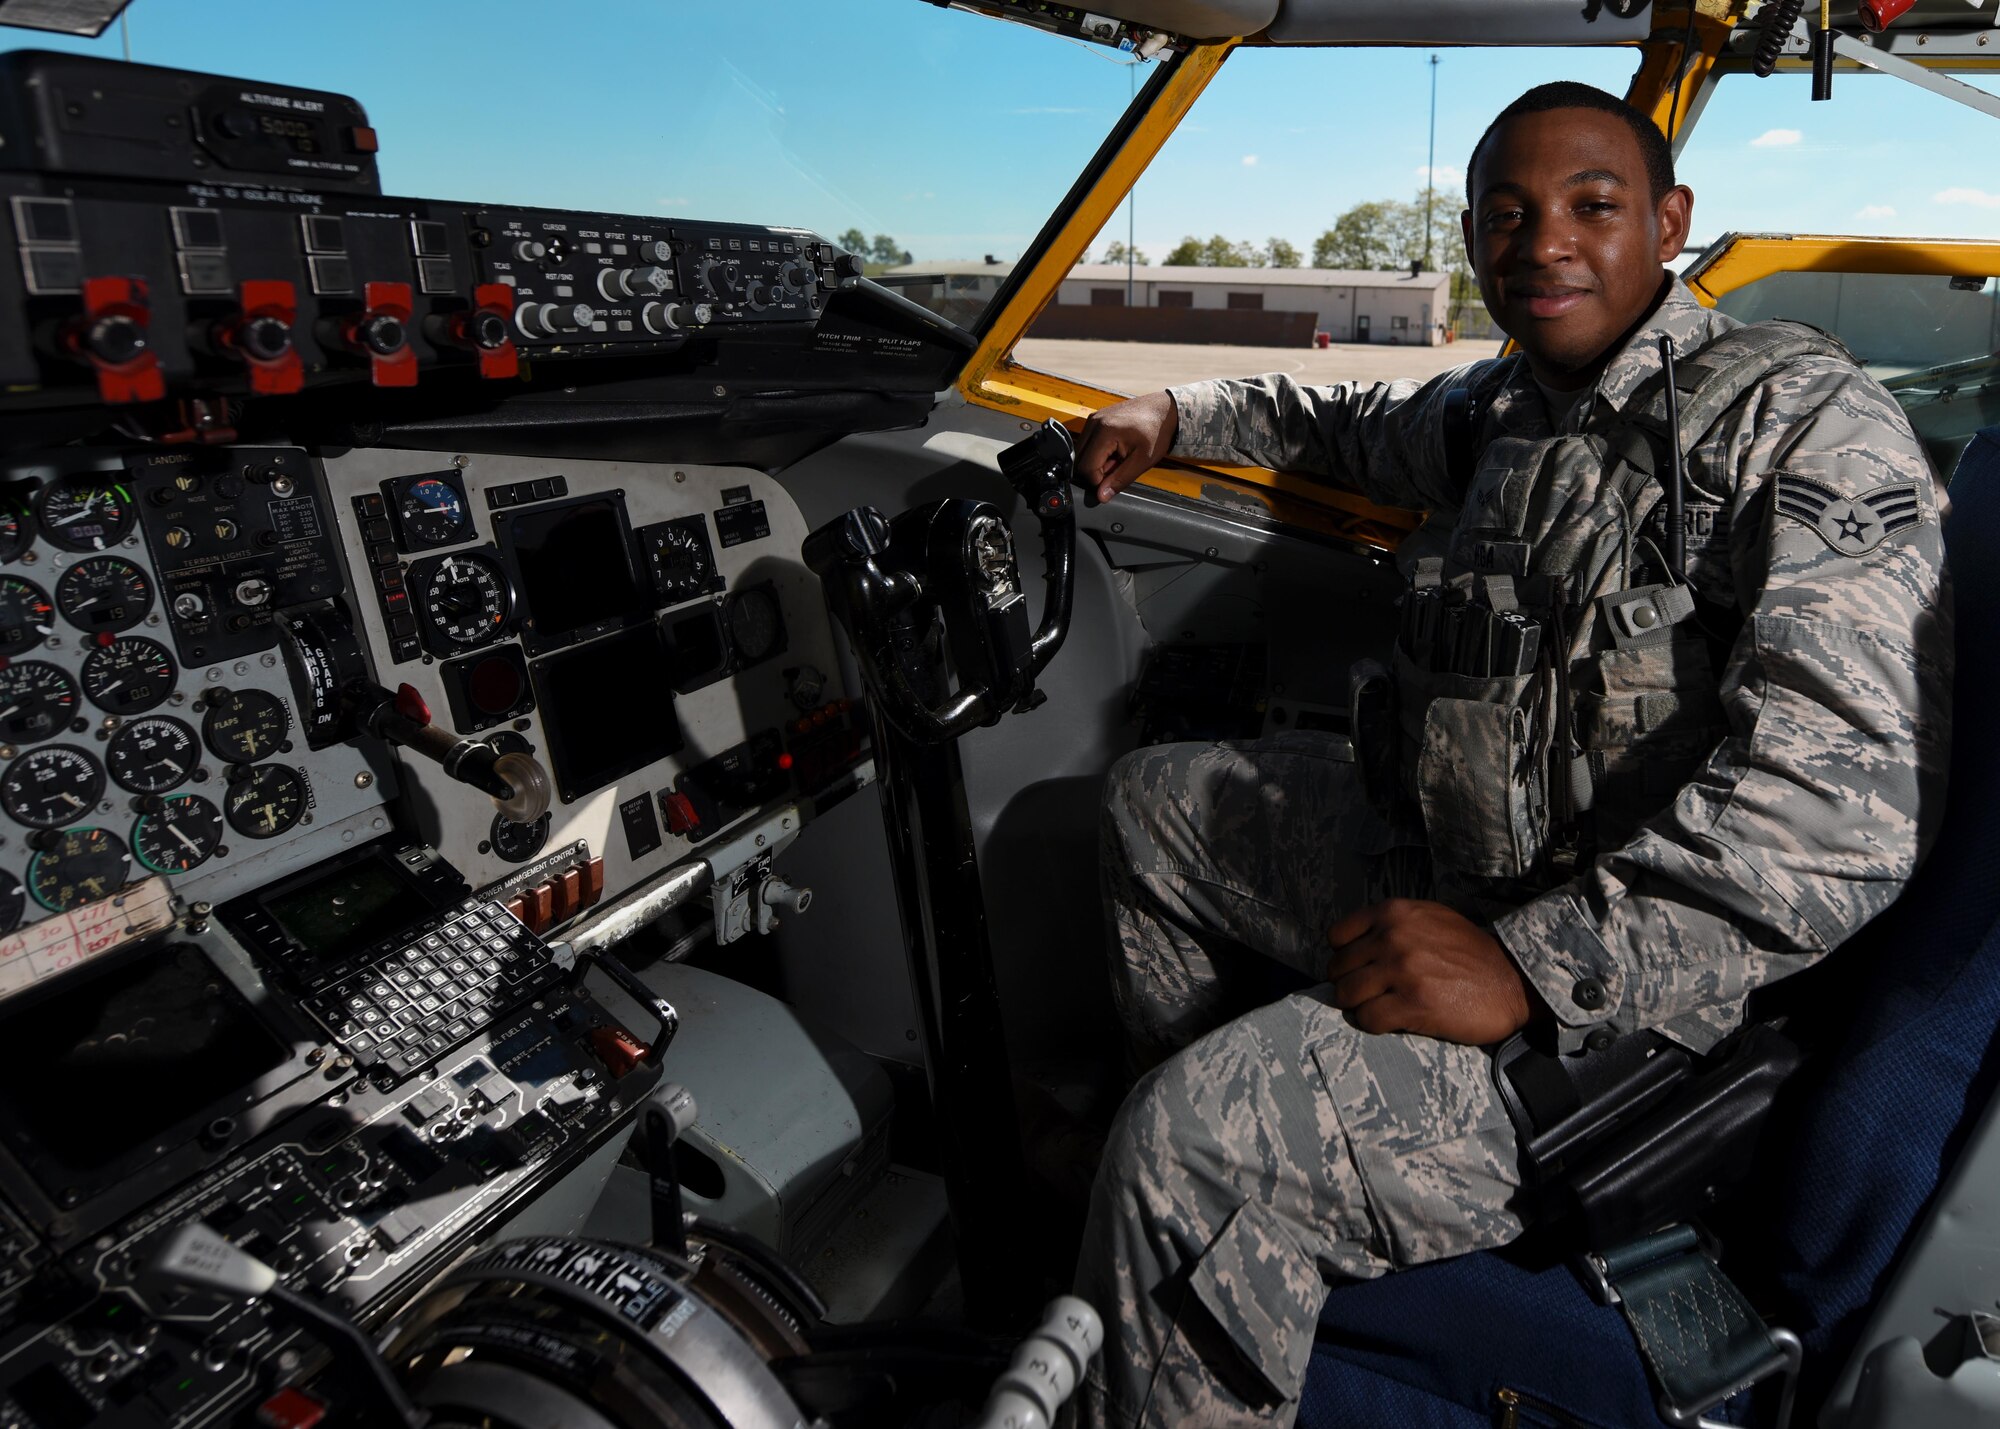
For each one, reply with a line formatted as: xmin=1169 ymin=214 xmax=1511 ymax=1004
xmin=1071 ymin=85 xmax=1953 ymax=1429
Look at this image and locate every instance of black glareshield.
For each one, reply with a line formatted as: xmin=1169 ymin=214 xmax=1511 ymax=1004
xmin=804 ymin=419 xmax=1076 ymax=745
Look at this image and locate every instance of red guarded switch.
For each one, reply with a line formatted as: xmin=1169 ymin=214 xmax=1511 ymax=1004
xmin=661 ymin=791 xmax=700 ymax=837
xmin=439 ymin=283 xmax=520 ymax=380
xmin=63 ymin=277 xmax=167 ymax=404
xmin=215 ymin=280 xmax=304 ymax=394
xmin=341 ymin=281 xmax=417 ymax=388
xmin=256 ymin=1389 xmax=326 ymax=1429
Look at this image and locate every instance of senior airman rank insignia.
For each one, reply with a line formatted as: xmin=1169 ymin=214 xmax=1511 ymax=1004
xmin=1773 ymin=474 xmax=1925 ymax=555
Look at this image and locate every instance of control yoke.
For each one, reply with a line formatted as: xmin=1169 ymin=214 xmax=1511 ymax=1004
xmin=804 ymin=418 xmax=1076 ymax=744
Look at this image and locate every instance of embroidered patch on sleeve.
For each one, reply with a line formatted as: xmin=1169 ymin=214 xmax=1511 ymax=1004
xmin=1772 ymin=473 xmax=1926 ymax=555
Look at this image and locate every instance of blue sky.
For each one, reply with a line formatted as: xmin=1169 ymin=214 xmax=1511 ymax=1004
xmin=8 ymin=1 xmax=2000 ymax=264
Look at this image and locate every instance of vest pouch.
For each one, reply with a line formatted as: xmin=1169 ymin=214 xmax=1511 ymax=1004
xmin=1577 ymin=634 xmax=1728 ymax=838
xmin=1407 ymin=661 xmax=1547 ymax=881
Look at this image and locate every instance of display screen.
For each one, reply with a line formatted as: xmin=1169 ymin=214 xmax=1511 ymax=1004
xmin=534 ymin=622 xmax=685 ymax=800
xmin=265 ymin=859 xmax=431 ymax=959
xmin=0 ymin=946 xmax=287 ymax=1183
xmin=505 ymin=496 xmax=649 ymax=646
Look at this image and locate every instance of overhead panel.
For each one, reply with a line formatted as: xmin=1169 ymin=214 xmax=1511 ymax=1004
xmin=1061 ymin=0 xmax=1280 ymax=38
xmin=1265 ymin=0 xmax=1651 ymax=45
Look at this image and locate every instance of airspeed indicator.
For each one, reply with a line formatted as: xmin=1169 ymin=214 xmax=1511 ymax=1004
xmin=413 ymin=550 xmax=510 ymax=655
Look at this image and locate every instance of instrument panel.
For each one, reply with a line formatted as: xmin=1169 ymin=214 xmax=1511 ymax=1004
xmin=0 ymin=47 xmax=883 ymax=1429
xmin=325 ymin=447 xmax=839 ymax=895
xmin=0 ymin=448 xmax=392 ymax=939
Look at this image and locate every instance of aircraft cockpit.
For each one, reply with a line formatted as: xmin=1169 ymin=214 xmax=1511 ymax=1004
xmin=0 ymin=2 xmax=1995 ymax=1427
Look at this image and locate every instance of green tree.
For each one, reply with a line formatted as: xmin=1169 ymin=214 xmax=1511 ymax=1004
xmin=1099 ymin=240 xmax=1150 ymax=265
xmin=837 ymin=227 xmax=869 ymax=255
xmin=1310 ymin=200 xmax=1407 ymax=271
xmin=1264 ymin=237 xmax=1302 ymax=268
xmin=869 ymin=233 xmax=912 ymax=267
xmin=1163 ymin=234 xmax=1263 ymax=266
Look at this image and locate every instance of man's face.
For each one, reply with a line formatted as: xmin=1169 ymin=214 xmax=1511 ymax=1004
xmin=1460 ymin=108 xmax=1693 ymax=387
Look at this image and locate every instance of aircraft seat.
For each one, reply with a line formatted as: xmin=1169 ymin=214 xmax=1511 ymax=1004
xmin=1299 ymin=429 xmax=2000 ymax=1429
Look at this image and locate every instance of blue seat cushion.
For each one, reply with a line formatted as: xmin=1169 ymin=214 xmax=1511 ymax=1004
xmin=1305 ymin=1243 xmax=1664 ymax=1428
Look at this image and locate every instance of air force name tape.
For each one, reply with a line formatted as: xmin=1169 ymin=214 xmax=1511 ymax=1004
xmin=1773 ymin=473 xmax=1925 ymax=555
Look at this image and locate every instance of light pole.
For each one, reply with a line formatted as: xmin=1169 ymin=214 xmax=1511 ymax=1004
xmin=1424 ymin=53 xmax=1439 ymax=272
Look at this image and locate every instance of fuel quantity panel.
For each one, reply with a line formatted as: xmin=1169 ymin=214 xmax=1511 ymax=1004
xmin=321 ymin=449 xmax=855 ymax=899
xmin=0 ymin=447 xmax=392 ymax=933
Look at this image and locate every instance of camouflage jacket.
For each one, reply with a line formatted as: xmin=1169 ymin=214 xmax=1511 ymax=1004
xmin=1167 ymin=279 xmax=1955 ymax=1053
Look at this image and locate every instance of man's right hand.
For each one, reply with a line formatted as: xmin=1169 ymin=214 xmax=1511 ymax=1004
xmin=1076 ymin=390 xmax=1178 ymax=504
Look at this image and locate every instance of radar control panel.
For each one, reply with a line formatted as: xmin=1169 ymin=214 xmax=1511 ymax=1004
xmin=0 ymin=48 xmax=894 ymax=1429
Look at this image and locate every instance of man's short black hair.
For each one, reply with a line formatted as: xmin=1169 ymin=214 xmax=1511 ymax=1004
xmin=1466 ymin=81 xmax=1676 ymax=202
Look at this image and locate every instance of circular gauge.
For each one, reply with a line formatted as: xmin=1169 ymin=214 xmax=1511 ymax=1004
xmin=490 ymin=809 xmax=550 ymax=864
xmin=398 ymin=476 xmax=470 ymax=547
xmin=224 ymin=763 xmax=306 ymax=839
xmin=0 ymin=576 xmax=54 ymax=653
xmin=726 ymin=585 xmax=785 ymax=665
xmin=28 ymin=827 xmax=129 ymax=911
xmin=0 ymin=869 xmax=21 ymax=934
xmin=0 ymin=498 xmax=33 ymax=564
xmin=107 ymin=716 xmax=198 ymax=794
xmin=133 ymin=793 xmax=224 ymax=874
xmin=81 ymin=637 xmax=175 ymax=716
xmin=55 ymin=556 xmax=153 ymax=634
xmin=36 ymin=476 xmax=135 ymax=553
xmin=487 ymin=730 xmax=533 ymax=757
xmin=203 ymin=688 xmax=290 ymax=764
xmin=0 ymin=661 xmax=78 ymax=744
xmin=413 ymin=551 xmax=511 ymax=652
xmin=653 ymin=525 xmax=716 ymax=605
xmin=2 ymin=745 xmax=105 ymax=828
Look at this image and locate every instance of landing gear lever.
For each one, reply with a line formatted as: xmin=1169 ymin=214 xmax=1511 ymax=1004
xmin=803 ymin=419 xmax=1078 ymax=1326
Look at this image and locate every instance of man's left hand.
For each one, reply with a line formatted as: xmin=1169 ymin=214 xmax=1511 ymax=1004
xmin=1326 ymin=899 xmax=1537 ymax=1046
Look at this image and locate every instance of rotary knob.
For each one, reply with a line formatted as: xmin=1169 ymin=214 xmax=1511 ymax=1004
xmin=644 ymin=302 xmax=710 ymax=333
xmin=694 ymin=254 xmax=738 ymax=300
xmin=515 ymin=302 xmax=597 ymax=339
xmin=640 ymin=239 xmax=673 ymax=263
xmin=744 ymin=280 xmax=770 ymax=310
xmin=780 ymin=261 xmax=815 ymax=293
xmin=513 ymin=238 xmax=548 ymax=263
xmin=227 ymin=313 xmax=294 ymax=362
xmin=78 ymin=312 xmax=148 ymax=365
xmin=625 ymin=265 xmax=674 ymax=297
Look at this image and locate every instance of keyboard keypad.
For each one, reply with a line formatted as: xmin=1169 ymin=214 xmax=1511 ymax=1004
xmin=304 ymin=900 xmax=560 ymax=1080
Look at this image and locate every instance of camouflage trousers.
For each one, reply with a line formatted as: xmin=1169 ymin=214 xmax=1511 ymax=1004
xmin=1077 ymin=735 xmax=1530 ymax=1428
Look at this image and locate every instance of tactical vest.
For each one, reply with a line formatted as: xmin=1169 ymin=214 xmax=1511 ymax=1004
xmin=1372 ymin=321 xmax=1856 ymax=898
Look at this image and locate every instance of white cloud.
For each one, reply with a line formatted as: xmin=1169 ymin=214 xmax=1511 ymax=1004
xmin=1416 ymin=163 xmax=1465 ymax=188
xmin=657 ymin=196 xmax=690 ymax=207
xmin=1750 ymin=128 xmax=1802 ymax=148
xmin=1241 ymin=154 xmax=1259 ymax=167
xmin=1936 ymin=187 xmax=2000 ymax=208
xmin=1858 ymin=204 xmax=1897 ymax=219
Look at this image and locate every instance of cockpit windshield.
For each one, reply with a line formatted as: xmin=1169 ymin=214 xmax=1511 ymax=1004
xmin=1 ymin=0 xmax=1153 ymax=333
